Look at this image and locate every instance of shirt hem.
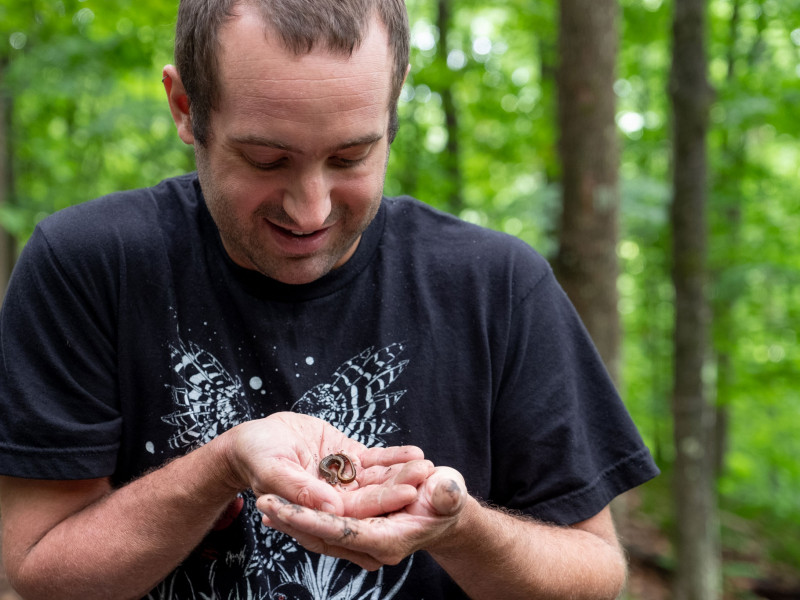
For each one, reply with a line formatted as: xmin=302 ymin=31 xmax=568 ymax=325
xmin=526 ymin=448 xmax=660 ymax=525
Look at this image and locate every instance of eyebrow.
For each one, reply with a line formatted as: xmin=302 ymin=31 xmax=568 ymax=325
xmin=229 ymin=132 xmax=385 ymax=154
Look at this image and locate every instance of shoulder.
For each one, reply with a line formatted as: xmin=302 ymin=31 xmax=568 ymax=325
xmin=381 ymin=195 xmax=553 ymax=294
xmin=16 ymin=173 xmax=203 ymax=292
xmin=382 ymin=195 xmax=547 ymax=263
xmin=37 ymin=173 xmax=201 ymax=248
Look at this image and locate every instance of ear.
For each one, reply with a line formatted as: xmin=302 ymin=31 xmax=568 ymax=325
xmin=162 ymin=65 xmax=195 ymax=146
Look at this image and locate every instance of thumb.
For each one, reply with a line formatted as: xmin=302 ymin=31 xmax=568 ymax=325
xmin=258 ymin=467 xmax=346 ymax=514
xmin=256 ymin=478 xmax=345 ymax=516
xmin=296 ymin=478 xmax=348 ymax=514
xmin=426 ymin=467 xmax=467 ymax=516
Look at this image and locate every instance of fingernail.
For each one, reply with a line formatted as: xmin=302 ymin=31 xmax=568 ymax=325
xmin=321 ymin=502 xmax=336 ymax=514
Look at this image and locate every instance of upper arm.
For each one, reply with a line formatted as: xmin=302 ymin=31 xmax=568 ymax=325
xmin=0 ymin=226 xmax=122 ymax=481
xmin=0 ymin=476 xmax=111 ymax=577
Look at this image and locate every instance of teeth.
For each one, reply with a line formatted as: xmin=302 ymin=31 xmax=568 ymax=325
xmin=291 ymin=231 xmax=312 ymax=236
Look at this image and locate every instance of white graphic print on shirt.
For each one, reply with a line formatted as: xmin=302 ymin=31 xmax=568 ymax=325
xmin=148 ymin=332 xmax=412 ymax=599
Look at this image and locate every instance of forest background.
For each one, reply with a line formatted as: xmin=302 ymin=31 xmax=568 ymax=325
xmin=0 ymin=0 xmax=799 ymax=598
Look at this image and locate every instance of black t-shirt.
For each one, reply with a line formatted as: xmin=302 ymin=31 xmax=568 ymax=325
xmin=0 ymin=173 xmax=658 ymax=599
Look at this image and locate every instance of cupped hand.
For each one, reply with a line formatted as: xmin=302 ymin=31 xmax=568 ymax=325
xmin=256 ymin=466 xmax=468 ymax=571
xmin=224 ymin=411 xmax=432 ymax=517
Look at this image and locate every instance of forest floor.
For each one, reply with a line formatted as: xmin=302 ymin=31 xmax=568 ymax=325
xmin=618 ymin=489 xmax=800 ymax=600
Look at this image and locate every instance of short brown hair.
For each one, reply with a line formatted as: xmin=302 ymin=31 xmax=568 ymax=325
xmin=174 ymin=0 xmax=409 ymax=146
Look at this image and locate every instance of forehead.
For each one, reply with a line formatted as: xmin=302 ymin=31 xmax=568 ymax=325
xmin=214 ymin=7 xmax=394 ymax=126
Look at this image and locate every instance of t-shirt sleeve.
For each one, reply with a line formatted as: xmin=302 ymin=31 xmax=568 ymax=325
xmin=0 ymin=222 xmax=122 ymax=479
xmin=490 ymin=260 xmax=659 ymax=525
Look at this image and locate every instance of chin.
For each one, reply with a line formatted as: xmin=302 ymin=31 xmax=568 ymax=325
xmin=259 ymin=258 xmax=338 ymax=285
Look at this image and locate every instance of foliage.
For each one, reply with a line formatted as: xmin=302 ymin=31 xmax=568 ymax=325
xmin=1 ymin=0 xmax=799 ymax=587
xmin=616 ymin=0 xmax=800 ymax=576
xmin=0 ymin=0 xmax=190 ymax=240
xmin=388 ymin=0 xmax=560 ymax=256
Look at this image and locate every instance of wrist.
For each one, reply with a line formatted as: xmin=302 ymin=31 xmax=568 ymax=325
xmin=425 ymin=494 xmax=483 ymax=557
xmin=208 ymin=426 xmax=249 ymax=495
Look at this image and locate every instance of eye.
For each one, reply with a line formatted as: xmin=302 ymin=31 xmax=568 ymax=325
xmin=329 ymin=146 xmax=372 ymax=169
xmin=244 ymin=155 xmax=288 ymax=171
xmin=329 ymin=156 xmax=367 ymax=169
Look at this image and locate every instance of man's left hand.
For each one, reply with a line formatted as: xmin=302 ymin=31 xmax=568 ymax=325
xmin=256 ymin=466 xmax=467 ymax=570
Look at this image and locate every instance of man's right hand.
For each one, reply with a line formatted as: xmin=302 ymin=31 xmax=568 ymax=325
xmin=222 ymin=411 xmax=434 ymax=518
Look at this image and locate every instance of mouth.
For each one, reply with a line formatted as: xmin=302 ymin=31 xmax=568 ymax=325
xmin=265 ymin=219 xmax=331 ymax=254
xmin=272 ymin=223 xmax=327 ymax=238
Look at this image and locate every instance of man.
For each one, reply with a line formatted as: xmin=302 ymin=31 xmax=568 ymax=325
xmin=0 ymin=0 xmax=659 ymax=598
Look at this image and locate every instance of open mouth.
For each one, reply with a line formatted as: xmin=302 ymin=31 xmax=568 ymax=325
xmin=276 ymin=225 xmax=325 ymax=239
xmin=266 ymin=220 xmax=331 ymax=253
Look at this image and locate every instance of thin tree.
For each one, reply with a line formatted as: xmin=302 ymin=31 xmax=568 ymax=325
xmin=554 ymin=0 xmax=621 ymax=385
xmin=668 ymin=0 xmax=720 ymax=597
xmin=435 ymin=0 xmax=463 ymax=214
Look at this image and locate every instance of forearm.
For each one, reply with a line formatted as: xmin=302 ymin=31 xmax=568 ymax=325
xmin=427 ymin=498 xmax=627 ymax=600
xmin=3 ymin=413 xmax=430 ymax=599
xmin=5 ymin=435 xmax=241 ymax=600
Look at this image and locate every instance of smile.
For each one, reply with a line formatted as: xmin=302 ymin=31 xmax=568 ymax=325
xmin=264 ymin=220 xmax=332 ymax=255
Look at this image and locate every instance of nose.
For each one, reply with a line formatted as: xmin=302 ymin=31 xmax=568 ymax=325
xmin=282 ymin=169 xmax=332 ymax=232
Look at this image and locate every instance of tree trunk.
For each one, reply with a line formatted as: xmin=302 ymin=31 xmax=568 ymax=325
xmin=711 ymin=0 xmax=742 ymax=479
xmin=436 ymin=0 xmax=463 ymax=214
xmin=668 ymin=0 xmax=720 ymax=598
xmin=712 ymin=0 xmax=766 ymax=481
xmin=554 ymin=0 xmax=621 ymax=385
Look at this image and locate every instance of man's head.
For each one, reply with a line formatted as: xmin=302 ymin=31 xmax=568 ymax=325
xmin=163 ymin=1 xmax=409 ymax=285
xmin=174 ymin=0 xmax=409 ymax=146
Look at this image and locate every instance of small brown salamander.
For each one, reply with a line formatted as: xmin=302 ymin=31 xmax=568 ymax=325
xmin=318 ymin=453 xmax=357 ymax=485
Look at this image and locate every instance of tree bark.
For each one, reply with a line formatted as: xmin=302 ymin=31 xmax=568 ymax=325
xmin=436 ymin=0 xmax=463 ymax=214
xmin=711 ymin=0 xmax=742 ymax=480
xmin=668 ymin=0 xmax=720 ymax=598
xmin=554 ymin=0 xmax=621 ymax=385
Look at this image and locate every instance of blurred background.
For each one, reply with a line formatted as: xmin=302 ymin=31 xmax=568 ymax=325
xmin=1 ymin=0 xmax=799 ymax=598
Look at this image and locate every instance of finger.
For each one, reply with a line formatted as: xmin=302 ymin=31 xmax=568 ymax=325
xmin=279 ymin=526 xmax=384 ymax=571
xmin=258 ymin=496 xmax=384 ymax=570
xmin=262 ymin=462 xmax=346 ymax=514
xmin=340 ymin=483 xmax=418 ymax=519
xmin=359 ymin=445 xmax=425 ymax=468
xmin=260 ymin=516 xmax=382 ymax=570
xmin=357 ymin=459 xmax=434 ymax=488
xmin=297 ymin=478 xmax=349 ymax=514
xmin=422 ymin=467 xmax=467 ymax=517
xmin=261 ymin=494 xmax=383 ymax=550
xmin=337 ymin=460 xmax=433 ymax=519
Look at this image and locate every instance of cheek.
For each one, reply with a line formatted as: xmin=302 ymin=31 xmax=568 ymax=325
xmin=334 ymin=169 xmax=386 ymax=209
xmin=203 ymin=149 xmax=275 ymax=207
xmin=334 ymin=181 xmax=381 ymax=216
xmin=219 ymin=174 xmax=279 ymax=215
